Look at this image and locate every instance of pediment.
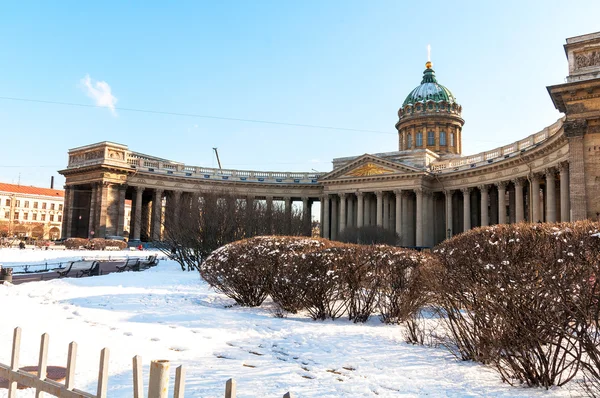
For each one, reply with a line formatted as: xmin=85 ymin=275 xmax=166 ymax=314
xmin=321 ymin=154 xmax=423 ymax=181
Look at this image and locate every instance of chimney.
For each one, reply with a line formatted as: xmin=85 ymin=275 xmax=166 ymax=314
xmin=50 ymin=176 xmax=54 ymax=189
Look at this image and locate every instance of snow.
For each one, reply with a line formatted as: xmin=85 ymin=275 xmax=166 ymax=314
xmin=0 ymin=249 xmax=580 ymax=397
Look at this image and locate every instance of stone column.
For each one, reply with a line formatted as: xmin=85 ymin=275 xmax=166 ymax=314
xmin=331 ymin=196 xmax=338 ymax=240
xmin=347 ymin=195 xmax=354 ymax=228
xmin=284 ymin=197 xmax=292 ymax=235
xmin=266 ymin=195 xmax=273 ymax=234
xmin=97 ymin=182 xmax=110 ymax=238
xmin=133 ymin=186 xmax=144 ymax=241
xmin=401 ymin=192 xmax=410 ymax=246
xmin=394 ymin=189 xmax=402 ymax=239
xmin=479 ymin=185 xmax=489 ymax=227
xmin=545 ymin=168 xmax=557 ymax=223
xmin=514 ymin=178 xmax=524 ymax=223
xmin=322 ymin=195 xmax=330 ymax=239
xmin=116 ymin=185 xmax=127 ymax=237
xmin=63 ymin=185 xmax=75 ymax=238
xmin=559 ymin=162 xmax=570 ymax=222
xmin=87 ymin=183 xmax=98 ymax=238
xmin=445 ymin=190 xmax=453 ymax=239
xmin=563 ymin=120 xmax=587 ymax=220
xmin=302 ymin=197 xmax=311 ymax=236
xmin=531 ymin=174 xmax=541 ymax=223
xmin=383 ymin=193 xmax=390 ymax=230
xmin=497 ymin=181 xmax=507 ymax=225
xmin=339 ymin=193 xmax=347 ymax=233
xmin=415 ymin=188 xmax=423 ymax=247
xmin=462 ymin=187 xmax=471 ymax=232
xmin=151 ymin=188 xmax=163 ymax=241
xmin=376 ymin=191 xmax=383 ymax=227
xmin=363 ymin=195 xmax=370 ymax=226
xmin=356 ymin=191 xmax=364 ymax=227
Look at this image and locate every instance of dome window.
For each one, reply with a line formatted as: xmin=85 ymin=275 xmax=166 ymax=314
xmin=416 ymin=132 xmax=423 ymax=147
xmin=407 ymin=133 xmax=413 ymax=149
xmin=416 ymin=105 xmax=421 ymax=111
xmin=427 ymin=131 xmax=435 ymax=146
xmin=440 ymin=131 xmax=447 ymax=146
xmin=450 ymin=132 xmax=455 ymax=147
xmin=428 ymin=103 xmax=433 ymax=110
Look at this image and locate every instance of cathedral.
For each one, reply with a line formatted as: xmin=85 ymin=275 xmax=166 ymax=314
xmin=60 ymin=31 xmax=600 ymax=247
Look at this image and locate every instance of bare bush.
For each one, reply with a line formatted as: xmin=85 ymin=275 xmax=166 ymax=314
xmin=433 ymin=222 xmax=600 ymax=388
xmin=159 ymin=191 xmax=308 ymax=271
xmin=64 ymin=237 xmax=88 ymax=250
xmin=105 ymin=239 xmax=127 ymax=249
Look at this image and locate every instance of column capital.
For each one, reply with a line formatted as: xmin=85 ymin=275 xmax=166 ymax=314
xmin=495 ymin=181 xmax=508 ymax=190
xmin=355 ymin=190 xmax=364 ymax=198
xmin=321 ymin=194 xmax=329 ymax=202
xmin=134 ymin=185 xmax=145 ymax=193
xmin=444 ymin=189 xmax=454 ymax=196
xmin=393 ymin=189 xmax=403 ymax=196
xmin=266 ymin=195 xmax=273 ymax=201
xmin=460 ymin=187 xmax=471 ymax=195
xmin=563 ymin=119 xmax=587 ymax=138
xmin=529 ymin=172 xmax=543 ymax=183
xmin=557 ymin=161 xmax=569 ymax=173
xmin=544 ymin=167 xmax=557 ymax=177
xmin=512 ymin=177 xmax=525 ymax=187
xmin=477 ymin=184 xmax=489 ymax=192
xmin=375 ymin=190 xmax=383 ymax=198
xmin=414 ymin=188 xmax=423 ymax=196
xmin=339 ymin=192 xmax=347 ymax=199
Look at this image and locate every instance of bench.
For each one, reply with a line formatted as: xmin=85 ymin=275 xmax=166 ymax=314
xmin=140 ymin=255 xmax=159 ymax=269
xmin=55 ymin=261 xmax=76 ymax=278
xmin=76 ymin=261 xmax=100 ymax=278
xmin=116 ymin=258 xmax=141 ymax=272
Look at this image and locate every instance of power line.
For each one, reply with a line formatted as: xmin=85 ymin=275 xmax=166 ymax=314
xmin=0 ymin=95 xmax=395 ymax=135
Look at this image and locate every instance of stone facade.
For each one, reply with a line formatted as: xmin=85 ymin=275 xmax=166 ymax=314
xmin=59 ymin=32 xmax=600 ymax=246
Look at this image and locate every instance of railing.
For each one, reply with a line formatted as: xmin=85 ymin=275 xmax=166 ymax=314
xmin=429 ymin=118 xmax=563 ymax=172
xmin=0 ymin=327 xmax=297 ymax=397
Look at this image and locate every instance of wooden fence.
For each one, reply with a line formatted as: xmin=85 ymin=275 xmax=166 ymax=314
xmin=0 ymin=327 xmax=296 ymax=397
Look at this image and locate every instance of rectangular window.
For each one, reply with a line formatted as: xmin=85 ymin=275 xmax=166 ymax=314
xmin=407 ymin=134 xmax=412 ymax=149
xmin=15 ymin=200 xmax=20 ymax=207
xmin=51 ymin=203 xmax=55 ymax=210
xmin=416 ymin=132 xmax=423 ymax=147
xmin=440 ymin=131 xmax=447 ymax=146
xmin=23 ymin=213 xmax=28 ymax=220
xmin=14 ymin=212 xmax=19 ymax=220
xmin=59 ymin=204 xmax=63 ymax=211
xmin=4 ymin=211 xmax=8 ymax=219
xmin=42 ymin=202 xmax=47 ymax=209
xmin=24 ymin=201 xmax=29 ymax=208
xmin=32 ymin=213 xmax=37 ymax=221
xmin=427 ymin=131 xmax=435 ymax=146
xmin=41 ymin=214 xmax=46 ymax=221
xmin=5 ymin=199 xmax=10 ymax=206
xmin=50 ymin=214 xmax=54 ymax=222
xmin=34 ymin=202 xmax=38 ymax=209
xmin=450 ymin=132 xmax=455 ymax=147
xmin=58 ymin=215 xmax=62 ymax=222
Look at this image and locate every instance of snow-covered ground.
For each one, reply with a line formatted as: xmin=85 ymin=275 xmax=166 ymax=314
xmin=0 ymin=248 xmax=582 ymax=397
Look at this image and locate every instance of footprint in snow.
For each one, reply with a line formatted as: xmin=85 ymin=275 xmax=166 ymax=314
xmin=150 ymin=337 xmax=160 ymax=342
xmin=123 ymin=332 xmax=133 ymax=336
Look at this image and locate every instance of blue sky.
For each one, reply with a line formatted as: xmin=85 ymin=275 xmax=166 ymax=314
xmin=0 ymin=1 xmax=599 ymax=188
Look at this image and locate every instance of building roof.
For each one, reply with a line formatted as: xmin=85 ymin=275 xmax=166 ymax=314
xmin=0 ymin=182 xmax=64 ymax=198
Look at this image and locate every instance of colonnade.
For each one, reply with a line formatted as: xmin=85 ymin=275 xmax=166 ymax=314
xmin=321 ymin=163 xmax=571 ymax=247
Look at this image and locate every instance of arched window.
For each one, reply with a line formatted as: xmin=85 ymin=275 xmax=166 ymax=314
xmin=427 ymin=131 xmax=435 ymax=146
xmin=450 ymin=132 xmax=455 ymax=147
xmin=440 ymin=131 xmax=447 ymax=146
xmin=407 ymin=133 xmax=412 ymax=149
xmin=416 ymin=132 xmax=423 ymax=147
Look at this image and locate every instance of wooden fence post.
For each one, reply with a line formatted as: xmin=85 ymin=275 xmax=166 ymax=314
xmin=8 ymin=327 xmax=21 ymax=398
xmin=133 ymin=355 xmax=144 ymax=398
xmin=148 ymin=359 xmax=170 ymax=398
xmin=173 ymin=365 xmax=185 ymax=398
xmin=36 ymin=333 xmax=49 ymax=398
xmin=65 ymin=342 xmax=77 ymax=390
xmin=224 ymin=378 xmax=236 ymax=398
xmin=97 ymin=348 xmax=110 ymax=398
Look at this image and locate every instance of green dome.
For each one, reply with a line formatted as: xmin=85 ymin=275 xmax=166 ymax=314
xmin=402 ymin=66 xmax=457 ymax=107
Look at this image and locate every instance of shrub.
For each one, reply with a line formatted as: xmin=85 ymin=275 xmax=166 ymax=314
xmin=88 ymin=238 xmax=106 ymax=250
xmin=105 ymin=239 xmax=127 ymax=249
xmin=433 ymin=221 xmax=600 ymax=388
xmin=200 ymin=236 xmax=333 ymax=307
xmin=64 ymin=238 xmax=88 ymax=250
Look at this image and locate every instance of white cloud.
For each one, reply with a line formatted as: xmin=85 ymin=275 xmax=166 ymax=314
xmin=80 ymin=74 xmax=118 ymax=116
